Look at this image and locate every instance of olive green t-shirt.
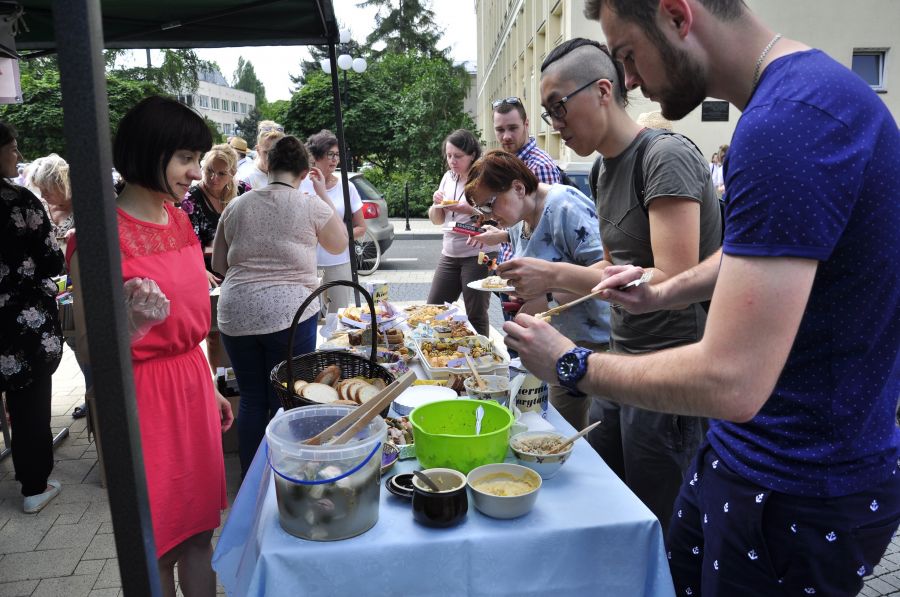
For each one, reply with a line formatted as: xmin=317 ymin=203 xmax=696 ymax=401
xmin=596 ymin=130 xmax=722 ymax=353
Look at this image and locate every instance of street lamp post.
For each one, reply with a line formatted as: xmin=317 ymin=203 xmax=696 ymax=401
xmin=321 ymin=29 xmax=366 ymax=171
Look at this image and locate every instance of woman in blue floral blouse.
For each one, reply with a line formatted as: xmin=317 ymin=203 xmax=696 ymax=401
xmin=0 ymin=121 xmax=66 ymax=513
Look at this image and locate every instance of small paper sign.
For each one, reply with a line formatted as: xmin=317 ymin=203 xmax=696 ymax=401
xmin=457 ymin=346 xmax=471 ymax=354
xmin=447 ymin=357 xmax=467 ymax=368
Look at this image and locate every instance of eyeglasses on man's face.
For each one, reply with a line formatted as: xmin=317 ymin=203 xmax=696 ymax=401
xmin=491 ymin=97 xmax=522 ymax=109
xmin=540 ymin=79 xmax=604 ymax=125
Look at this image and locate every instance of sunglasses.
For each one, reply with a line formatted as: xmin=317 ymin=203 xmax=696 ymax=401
xmin=540 ymin=79 xmax=603 ymax=125
xmin=466 ymin=194 xmax=497 ymax=215
xmin=204 ymin=168 xmax=231 ymax=179
xmin=259 ymin=125 xmax=285 ymax=133
xmin=492 ymin=97 xmax=522 ymax=109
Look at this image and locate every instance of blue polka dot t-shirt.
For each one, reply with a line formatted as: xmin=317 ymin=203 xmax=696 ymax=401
xmin=708 ymin=50 xmax=900 ymax=497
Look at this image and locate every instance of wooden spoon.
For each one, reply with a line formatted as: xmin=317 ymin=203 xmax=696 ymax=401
xmin=548 ymin=420 xmax=603 ymax=454
xmin=464 ymin=353 xmax=487 ymax=390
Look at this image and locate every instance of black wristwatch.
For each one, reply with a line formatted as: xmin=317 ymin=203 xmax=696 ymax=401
xmin=556 ymin=347 xmax=593 ymax=397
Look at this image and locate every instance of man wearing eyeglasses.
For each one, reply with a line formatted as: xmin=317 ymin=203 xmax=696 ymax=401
xmin=237 ymin=126 xmax=285 ymax=190
xmin=498 ymin=38 xmax=721 ymax=534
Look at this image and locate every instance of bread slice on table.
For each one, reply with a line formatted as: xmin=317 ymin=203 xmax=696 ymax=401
xmin=314 ymin=364 xmax=342 ymax=387
xmin=356 ymin=384 xmax=380 ymax=405
xmin=301 ymin=383 xmax=339 ymax=404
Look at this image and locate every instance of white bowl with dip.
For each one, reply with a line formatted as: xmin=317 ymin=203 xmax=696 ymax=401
xmin=509 ymin=431 xmax=574 ymax=480
xmin=466 ymin=463 xmax=541 ymax=519
xmin=463 ymin=375 xmax=510 ymax=407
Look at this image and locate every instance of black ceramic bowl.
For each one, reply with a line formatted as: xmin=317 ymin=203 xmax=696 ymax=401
xmin=411 ymin=468 xmax=468 ymax=528
xmin=386 ymin=473 xmax=414 ymax=500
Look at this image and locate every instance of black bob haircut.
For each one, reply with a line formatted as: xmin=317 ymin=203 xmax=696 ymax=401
xmin=113 ymin=95 xmax=212 ymax=197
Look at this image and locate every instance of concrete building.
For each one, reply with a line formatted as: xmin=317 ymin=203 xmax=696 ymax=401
xmin=475 ymin=0 xmax=899 ymax=170
xmin=178 ymin=69 xmax=256 ymax=138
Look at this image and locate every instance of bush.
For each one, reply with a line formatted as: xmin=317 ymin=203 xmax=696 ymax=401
xmin=364 ymin=167 xmax=439 ymax=218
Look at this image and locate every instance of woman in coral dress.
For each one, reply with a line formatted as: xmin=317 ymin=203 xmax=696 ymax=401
xmin=69 ymin=96 xmax=233 ymax=597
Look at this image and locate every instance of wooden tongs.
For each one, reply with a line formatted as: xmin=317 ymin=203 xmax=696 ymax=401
xmin=535 ymin=271 xmax=653 ymax=322
xmin=303 ymin=370 xmax=416 ymax=446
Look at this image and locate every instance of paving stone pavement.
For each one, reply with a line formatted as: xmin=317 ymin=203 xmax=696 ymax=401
xmin=1 ymin=281 xmax=898 ymax=595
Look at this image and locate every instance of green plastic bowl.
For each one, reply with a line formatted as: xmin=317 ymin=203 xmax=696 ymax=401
xmin=409 ymin=399 xmax=515 ymax=474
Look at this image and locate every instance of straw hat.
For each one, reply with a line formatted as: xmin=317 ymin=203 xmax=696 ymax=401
xmin=636 ymin=110 xmax=673 ymax=131
xmin=228 ymin=136 xmax=249 ymax=153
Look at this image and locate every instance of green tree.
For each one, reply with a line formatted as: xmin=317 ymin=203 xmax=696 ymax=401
xmin=261 ymin=99 xmax=290 ymax=128
xmin=233 ymin=57 xmax=267 ymax=111
xmin=358 ymin=0 xmax=445 ymax=58
xmin=108 ymin=49 xmax=214 ymax=95
xmin=1 ymin=58 xmax=160 ymax=160
xmin=283 ymin=52 xmax=475 ymax=216
xmin=235 ymin=106 xmax=262 ymax=146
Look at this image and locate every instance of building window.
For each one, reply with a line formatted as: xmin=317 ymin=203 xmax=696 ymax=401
xmin=240 ymin=103 xmax=247 ymax=114
xmin=852 ymin=49 xmax=886 ymax=91
xmin=232 ymin=101 xmax=239 ymax=112
xmin=198 ymin=95 xmax=209 ymax=108
xmin=211 ymin=97 xmax=220 ymax=110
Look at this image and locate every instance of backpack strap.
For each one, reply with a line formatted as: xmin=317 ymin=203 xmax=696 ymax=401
xmin=632 ymin=128 xmax=703 ymax=213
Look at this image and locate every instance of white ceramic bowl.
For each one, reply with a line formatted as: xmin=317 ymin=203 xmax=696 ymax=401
xmin=463 ymin=375 xmax=510 ymax=406
xmin=392 ymin=385 xmax=458 ymax=417
xmin=509 ymin=431 xmax=573 ymax=480
xmin=466 ymin=463 xmax=541 ymax=519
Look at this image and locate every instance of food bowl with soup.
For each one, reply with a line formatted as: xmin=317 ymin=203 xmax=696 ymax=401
xmin=509 ymin=430 xmax=573 ymax=479
xmin=466 ymin=463 xmax=541 ymax=519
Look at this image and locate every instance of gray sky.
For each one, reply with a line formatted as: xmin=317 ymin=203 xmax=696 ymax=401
xmin=191 ymin=0 xmax=477 ymax=102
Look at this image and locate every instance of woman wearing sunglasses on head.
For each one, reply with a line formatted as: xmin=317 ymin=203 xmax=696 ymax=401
xmin=179 ymin=143 xmax=250 ymax=371
xmin=425 ymin=129 xmax=497 ymax=336
xmin=465 ymin=150 xmax=611 ymax=432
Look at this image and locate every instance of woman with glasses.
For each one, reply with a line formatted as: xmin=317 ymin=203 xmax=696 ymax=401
xmin=465 ymin=150 xmax=611 ymax=431
xmin=426 ymin=129 xmax=496 ymax=336
xmin=299 ymin=129 xmax=365 ymax=313
xmin=179 ymin=143 xmax=249 ymax=371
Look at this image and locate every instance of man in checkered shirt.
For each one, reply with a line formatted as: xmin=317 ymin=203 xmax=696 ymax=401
xmin=492 ymin=98 xmax=561 ymax=277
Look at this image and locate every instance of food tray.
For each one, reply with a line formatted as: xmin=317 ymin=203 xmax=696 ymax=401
xmin=414 ymin=335 xmax=509 ymax=380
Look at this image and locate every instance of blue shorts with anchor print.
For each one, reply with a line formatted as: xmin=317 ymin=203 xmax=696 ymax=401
xmin=667 ymin=443 xmax=900 ymax=596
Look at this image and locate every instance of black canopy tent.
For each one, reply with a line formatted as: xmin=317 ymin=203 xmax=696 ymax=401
xmin=15 ymin=2 xmax=356 ymax=593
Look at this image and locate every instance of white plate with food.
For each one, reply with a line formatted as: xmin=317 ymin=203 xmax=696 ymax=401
xmin=467 ymin=277 xmax=515 ymax=293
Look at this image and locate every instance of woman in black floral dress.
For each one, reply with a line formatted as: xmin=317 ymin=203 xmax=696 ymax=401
xmin=0 ymin=122 xmax=66 ymax=513
xmin=179 ymin=143 xmax=248 ymax=370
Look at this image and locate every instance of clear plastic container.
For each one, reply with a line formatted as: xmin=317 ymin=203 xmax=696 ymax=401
xmin=266 ymin=405 xmax=387 ymax=541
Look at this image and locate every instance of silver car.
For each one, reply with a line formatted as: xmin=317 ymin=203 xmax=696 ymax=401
xmin=342 ymin=172 xmax=394 ymax=275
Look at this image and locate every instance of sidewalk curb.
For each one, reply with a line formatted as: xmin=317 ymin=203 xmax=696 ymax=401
xmin=393 ymin=232 xmax=443 ymax=240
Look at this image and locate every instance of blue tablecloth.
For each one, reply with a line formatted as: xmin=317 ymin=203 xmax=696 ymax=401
xmin=212 ymin=406 xmax=675 ymax=597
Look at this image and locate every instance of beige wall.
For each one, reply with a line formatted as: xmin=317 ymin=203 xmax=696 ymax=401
xmin=476 ymin=0 xmax=900 ymax=166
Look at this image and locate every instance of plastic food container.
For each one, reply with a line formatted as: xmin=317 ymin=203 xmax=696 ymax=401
xmin=409 ymin=399 xmax=514 ymax=474
xmin=266 ymin=405 xmax=386 ymax=541
xmin=415 ymin=335 xmax=509 ymax=380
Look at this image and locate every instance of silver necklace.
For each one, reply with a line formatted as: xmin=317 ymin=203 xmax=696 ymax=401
xmin=752 ymin=33 xmax=782 ymax=91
